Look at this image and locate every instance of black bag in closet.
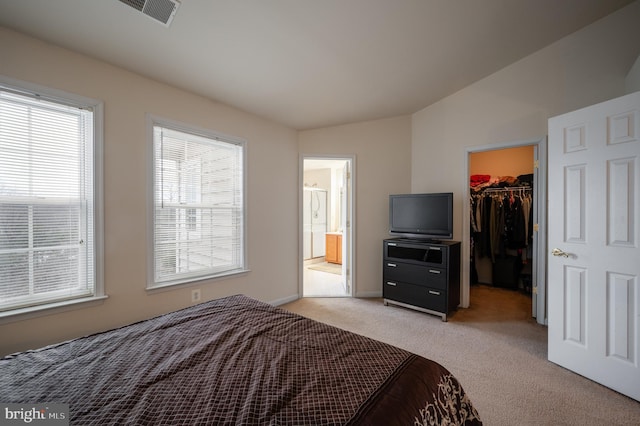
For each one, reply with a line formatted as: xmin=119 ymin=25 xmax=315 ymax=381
xmin=492 ymin=255 xmax=521 ymax=289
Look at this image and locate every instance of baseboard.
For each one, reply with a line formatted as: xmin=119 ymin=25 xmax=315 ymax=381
xmin=269 ymin=294 xmax=299 ymax=306
xmin=270 ymin=292 xmax=381 ymax=305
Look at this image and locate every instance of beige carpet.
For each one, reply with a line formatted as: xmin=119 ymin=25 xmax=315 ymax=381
xmin=282 ymin=285 xmax=640 ymax=425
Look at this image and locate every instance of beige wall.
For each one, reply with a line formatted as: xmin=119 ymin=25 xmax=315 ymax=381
xmin=298 ymin=116 xmax=412 ymax=297
xmin=412 ymin=1 xmax=640 ymax=244
xmin=0 ymin=27 xmax=299 ymax=355
xmin=2 ymin=1 xmax=639 ymax=355
xmin=412 ymin=1 xmax=640 ymax=309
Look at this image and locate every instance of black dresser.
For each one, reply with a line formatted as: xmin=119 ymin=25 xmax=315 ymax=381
xmin=383 ymin=239 xmax=461 ymax=321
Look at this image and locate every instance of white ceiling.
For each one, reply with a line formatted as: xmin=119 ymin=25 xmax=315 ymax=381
xmin=0 ymin=0 xmax=634 ymax=130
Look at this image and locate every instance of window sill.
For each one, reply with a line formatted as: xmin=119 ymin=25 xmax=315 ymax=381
xmin=0 ymin=295 xmax=109 ymax=325
xmin=146 ymin=268 xmax=250 ymax=294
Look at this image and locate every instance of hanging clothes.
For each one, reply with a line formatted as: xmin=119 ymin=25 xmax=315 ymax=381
xmin=472 ymin=188 xmax=532 ymax=257
xmin=470 ymin=185 xmax=533 ymax=289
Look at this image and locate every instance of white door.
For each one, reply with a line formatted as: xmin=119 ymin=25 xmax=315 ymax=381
xmin=547 ymin=91 xmax=640 ymax=401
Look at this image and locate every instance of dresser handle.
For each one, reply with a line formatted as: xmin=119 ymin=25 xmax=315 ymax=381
xmin=428 ymin=269 xmax=441 ymax=274
xmin=428 ymin=290 xmax=440 ymax=296
xmin=387 ymin=263 xmax=397 ymax=267
xmin=386 ymin=281 xmax=397 ymax=286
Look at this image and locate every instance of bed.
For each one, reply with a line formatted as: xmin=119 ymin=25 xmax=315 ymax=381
xmin=0 ymin=294 xmax=482 ymax=425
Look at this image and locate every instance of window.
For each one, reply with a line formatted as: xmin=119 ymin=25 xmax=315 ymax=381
xmin=148 ymin=117 xmax=246 ymax=288
xmin=0 ymin=78 xmax=103 ymax=316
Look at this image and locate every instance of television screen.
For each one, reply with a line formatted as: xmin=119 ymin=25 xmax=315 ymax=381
xmin=389 ymin=193 xmax=453 ymax=240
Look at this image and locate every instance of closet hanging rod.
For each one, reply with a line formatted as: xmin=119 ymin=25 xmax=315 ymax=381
xmin=479 ymin=186 xmax=532 ymax=193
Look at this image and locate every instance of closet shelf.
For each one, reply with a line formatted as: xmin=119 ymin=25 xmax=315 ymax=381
xmin=477 ymin=186 xmax=531 ymax=193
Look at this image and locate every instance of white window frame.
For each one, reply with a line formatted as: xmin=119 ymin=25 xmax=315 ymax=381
xmin=0 ymin=76 xmax=105 ymax=322
xmin=146 ymin=115 xmax=248 ymax=290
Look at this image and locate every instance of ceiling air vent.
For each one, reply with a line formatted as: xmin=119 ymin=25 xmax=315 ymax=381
xmin=119 ymin=0 xmax=181 ymax=27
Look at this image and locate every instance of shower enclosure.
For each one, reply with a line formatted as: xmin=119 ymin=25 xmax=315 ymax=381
xmin=302 ymin=188 xmax=327 ymax=260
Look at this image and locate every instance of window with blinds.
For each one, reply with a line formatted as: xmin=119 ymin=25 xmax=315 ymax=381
xmin=0 ymin=82 xmax=101 ymax=314
xmin=149 ymin=119 xmax=246 ymax=288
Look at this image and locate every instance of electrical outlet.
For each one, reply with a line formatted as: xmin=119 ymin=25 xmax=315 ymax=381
xmin=191 ymin=288 xmax=201 ymax=303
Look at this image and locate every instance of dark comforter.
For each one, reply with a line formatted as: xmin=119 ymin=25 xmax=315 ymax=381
xmin=0 ymin=295 xmax=481 ymax=425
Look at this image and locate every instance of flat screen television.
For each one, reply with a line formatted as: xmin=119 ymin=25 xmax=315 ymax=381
xmin=389 ymin=192 xmax=453 ymax=241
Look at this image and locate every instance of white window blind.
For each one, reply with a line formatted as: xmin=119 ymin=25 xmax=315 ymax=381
xmin=151 ymin=123 xmax=245 ymax=287
xmin=0 ymin=87 xmax=97 ymax=312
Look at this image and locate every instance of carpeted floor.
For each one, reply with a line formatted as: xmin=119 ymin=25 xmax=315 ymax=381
xmin=282 ymin=285 xmax=640 ymax=425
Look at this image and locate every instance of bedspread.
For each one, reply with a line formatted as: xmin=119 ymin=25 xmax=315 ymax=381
xmin=0 ymin=295 xmax=481 ymax=425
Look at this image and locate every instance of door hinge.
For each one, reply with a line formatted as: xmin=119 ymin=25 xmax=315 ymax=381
xmin=532 ymin=286 xmax=538 ymax=294
xmin=533 ymin=223 xmax=539 ymax=232
xmin=533 ymin=160 xmax=539 ymax=169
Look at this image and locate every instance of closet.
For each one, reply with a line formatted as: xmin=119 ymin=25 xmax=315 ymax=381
xmin=469 ymin=146 xmax=534 ymax=295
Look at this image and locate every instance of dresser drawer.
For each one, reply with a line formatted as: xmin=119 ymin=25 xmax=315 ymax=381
xmin=384 ymin=241 xmax=447 ymax=267
xmin=383 ymin=280 xmax=446 ymax=313
xmin=383 ymin=261 xmax=446 ymax=290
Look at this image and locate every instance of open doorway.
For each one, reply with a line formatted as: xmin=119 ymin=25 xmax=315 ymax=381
xmin=462 ymin=138 xmax=547 ymax=325
xmin=301 ymin=156 xmax=354 ymax=297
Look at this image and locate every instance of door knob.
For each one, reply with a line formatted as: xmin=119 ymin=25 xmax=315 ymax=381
xmin=551 ymin=248 xmax=570 ymax=258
